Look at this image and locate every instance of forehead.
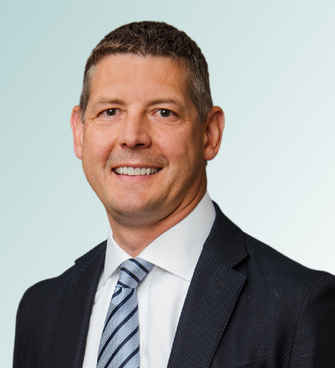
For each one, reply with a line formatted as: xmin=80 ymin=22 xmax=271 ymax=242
xmin=88 ymin=54 xmax=190 ymax=102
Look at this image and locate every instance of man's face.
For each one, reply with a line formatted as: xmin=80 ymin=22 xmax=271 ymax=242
xmin=71 ymin=54 xmax=218 ymax=227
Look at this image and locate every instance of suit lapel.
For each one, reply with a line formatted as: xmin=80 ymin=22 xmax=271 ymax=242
xmin=168 ymin=204 xmax=248 ymax=368
xmin=48 ymin=242 xmax=106 ymax=368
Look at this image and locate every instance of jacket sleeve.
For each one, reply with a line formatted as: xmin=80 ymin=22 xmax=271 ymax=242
xmin=289 ymin=273 xmax=335 ymax=367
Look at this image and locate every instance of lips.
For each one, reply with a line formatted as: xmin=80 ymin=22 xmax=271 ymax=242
xmin=114 ymin=167 xmax=160 ymax=176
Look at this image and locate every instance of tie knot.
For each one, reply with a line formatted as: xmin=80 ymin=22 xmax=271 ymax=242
xmin=117 ymin=258 xmax=153 ymax=289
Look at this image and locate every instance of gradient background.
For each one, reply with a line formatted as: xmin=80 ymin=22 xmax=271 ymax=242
xmin=1 ymin=0 xmax=334 ymax=365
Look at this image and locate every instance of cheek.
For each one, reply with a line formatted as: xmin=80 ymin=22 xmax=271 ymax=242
xmin=173 ymin=129 xmax=203 ymax=160
xmin=82 ymin=130 xmax=115 ymax=169
xmin=162 ymin=129 xmax=204 ymax=171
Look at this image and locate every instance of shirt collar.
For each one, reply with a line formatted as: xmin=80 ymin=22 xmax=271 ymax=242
xmin=100 ymin=192 xmax=215 ymax=287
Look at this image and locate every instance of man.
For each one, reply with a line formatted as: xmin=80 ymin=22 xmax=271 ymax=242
xmin=14 ymin=21 xmax=335 ymax=368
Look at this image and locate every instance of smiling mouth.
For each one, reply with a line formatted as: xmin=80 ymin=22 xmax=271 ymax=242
xmin=113 ymin=167 xmax=161 ymax=176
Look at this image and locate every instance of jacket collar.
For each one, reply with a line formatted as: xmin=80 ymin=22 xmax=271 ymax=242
xmin=167 ymin=203 xmax=248 ymax=368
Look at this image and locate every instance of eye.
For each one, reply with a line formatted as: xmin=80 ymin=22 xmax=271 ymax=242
xmin=159 ymin=109 xmax=171 ymax=118
xmin=105 ymin=108 xmax=117 ymax=116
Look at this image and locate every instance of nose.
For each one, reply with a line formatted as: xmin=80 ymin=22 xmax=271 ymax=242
xmin=118 ymin=113 xmax=152 ymax=150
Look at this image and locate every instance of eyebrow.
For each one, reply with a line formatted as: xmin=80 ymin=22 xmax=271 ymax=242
xmin=147 ymin=98 xmax=181 ymax=106
xmin=91 ymin=98 xmax=125 ymax=109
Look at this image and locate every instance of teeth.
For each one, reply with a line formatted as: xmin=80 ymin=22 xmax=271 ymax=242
xmin=114 ymin=167 xmax=159 ymax=176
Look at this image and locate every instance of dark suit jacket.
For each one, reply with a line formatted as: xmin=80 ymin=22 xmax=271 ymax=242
xmin=14 ymin=204 xmax=335 ymax=367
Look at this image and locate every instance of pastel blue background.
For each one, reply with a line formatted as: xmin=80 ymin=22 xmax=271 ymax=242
xmin=1 ymin=0 xmax=334 ymax=365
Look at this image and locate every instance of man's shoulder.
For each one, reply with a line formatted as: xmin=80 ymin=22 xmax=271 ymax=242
xmin=21 ymin=240 xmax=107 ymax=306
xmin=211 ymin=202 xmax=333 ymax=290
xmin=243 ymin=232 xmax=331 ymax=287
xmin=14 ymin=241 xmax=107 ymax=366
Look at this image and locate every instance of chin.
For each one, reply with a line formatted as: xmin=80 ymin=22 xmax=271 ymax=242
xmin=107 ymin=196 xmax=164 ymax=222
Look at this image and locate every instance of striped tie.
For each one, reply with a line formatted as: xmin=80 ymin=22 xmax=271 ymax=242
xmin=97 ymin=258 xmax=153 ymax=368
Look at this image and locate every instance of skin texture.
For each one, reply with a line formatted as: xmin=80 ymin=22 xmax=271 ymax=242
xmin=71 ymin=54 xmax=224 ymax=256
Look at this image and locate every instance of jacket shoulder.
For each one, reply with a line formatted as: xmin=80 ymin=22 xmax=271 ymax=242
xmin=243 ymin=233 xmax=330 ymax=285
xmin=211 ymin=202 xmax=331 ymax=285
xmin=21 ymin=240 xmax=107 ymax=302
xmin=14 ymin=240 xmax=107 ymax=368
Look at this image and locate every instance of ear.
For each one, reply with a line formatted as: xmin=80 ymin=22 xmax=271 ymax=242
xmin=203 ymin=106 xmax=225 ymax=161
xmin=70 ymin=105 xmax=84 ymax=159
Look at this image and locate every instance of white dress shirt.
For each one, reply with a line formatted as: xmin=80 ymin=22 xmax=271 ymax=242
xmin=83 ymin=193 xmax=216 ymax=368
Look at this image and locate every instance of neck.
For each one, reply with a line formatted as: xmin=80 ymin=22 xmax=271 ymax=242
xmin=107 ymin=187 xmax=206 ymax=257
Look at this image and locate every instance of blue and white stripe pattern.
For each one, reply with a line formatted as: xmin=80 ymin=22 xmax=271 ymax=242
xmin=97 ymin=258 xmax=153 ymax=368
